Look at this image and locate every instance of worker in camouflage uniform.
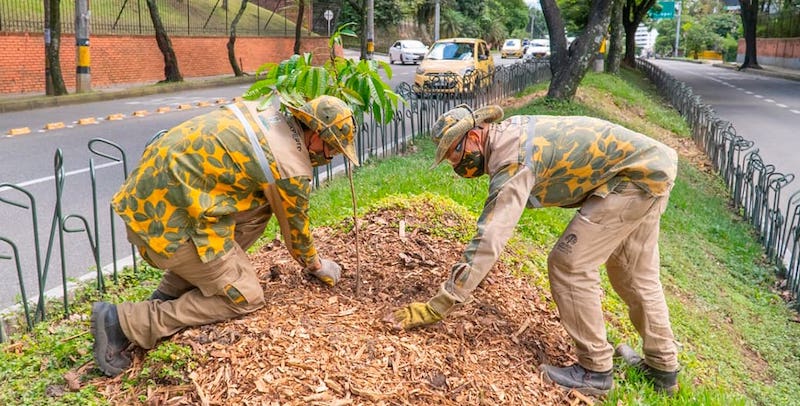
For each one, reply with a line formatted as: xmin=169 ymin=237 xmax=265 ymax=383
xmin=390 ymin=104 xmax=681 ymax=396
xmin=91 ymin=95 xmax=359 ymax=377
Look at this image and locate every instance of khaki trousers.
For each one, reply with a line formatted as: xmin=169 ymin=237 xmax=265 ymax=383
xmin=118 ymin=205 xmax=270 ymax=349
xmin=547 ymin=183 xmax=678 ymax=372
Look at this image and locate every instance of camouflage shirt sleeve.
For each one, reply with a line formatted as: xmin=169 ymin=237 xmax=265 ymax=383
xmin=428 ymin=163 xmax=537 ymax=315
xmin=273 ymin=176 xmax=318 ymax=268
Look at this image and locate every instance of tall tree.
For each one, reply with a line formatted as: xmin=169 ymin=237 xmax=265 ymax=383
xmin=739 ymin=0 xmax=761 ymax=69
xmin=46 ymin=0 xmax=67 ymax=95
xmin=621 ymin=0 xmax=658 ymax=66
xmin=293 ymin=0 xmax=306 ymax=54
xmin=228 ymin=0 xmax=249 ymax=76
xmin=541 ymin=0 xmax=614 ymax=100
xmin=606 ymin=0 xmax=624 ymax=74
xmin=145 ymin=0 xmax=183 ymax=82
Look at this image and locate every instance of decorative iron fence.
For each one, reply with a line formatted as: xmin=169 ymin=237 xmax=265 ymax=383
xmin=758 ymin=11 xmax=800 ymax=38
xmin=0 ymin=61 xmax=552 ymax=341
xmin=637 ymin=58 xmax=800 ymax=307
xmin=0 ymin=0 xmax=325 ymax=37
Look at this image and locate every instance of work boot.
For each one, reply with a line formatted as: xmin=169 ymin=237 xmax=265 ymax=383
xmin=539 ymin=363 xmax=613 ymax=396
xmin=91 ymin=302 xmax=132 ymax=377
xmin=615 ymin=344 xmax=679 ymax=395
xmin=148 ymin=289 xmax=178 ymax=301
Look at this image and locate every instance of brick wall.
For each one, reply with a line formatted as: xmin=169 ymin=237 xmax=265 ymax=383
xmin=737 ymin=37 xmax=800 ymax=70
xmin=0 ymin=33 xmax=333 ymax=95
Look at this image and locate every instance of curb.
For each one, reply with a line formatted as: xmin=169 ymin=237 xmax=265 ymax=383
xmin=712 ymin=62 xmax=800 ymax=82
xmin=0 ymin=75 xmax=258 ymax=114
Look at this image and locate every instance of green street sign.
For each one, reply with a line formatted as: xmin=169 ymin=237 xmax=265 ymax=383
xmin=649 ymin=1 xmax=675 ymax=19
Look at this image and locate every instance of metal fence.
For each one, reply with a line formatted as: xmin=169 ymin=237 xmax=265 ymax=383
xmin=758 ymin=11 xmax=800 ymax=38
xmin=0 ymin=0 xmax=324 ymax=37
xmin=0 ymin=61 xmax=552 ymax=341
xmin=637 ymin=58 xmax=800 ymax=307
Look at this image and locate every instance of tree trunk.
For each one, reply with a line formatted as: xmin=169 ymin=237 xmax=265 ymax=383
xmin=228 ymin=0 xmax=249 ymax=76
xmin=739 ymin=0 xmax=761 ymax=69
xmin=606 ymin=0 xmax=624 ymax=74
xmin=146 ymin=0 xmax=183 ymax=82
xmin=622 ymin=0 xmax=657 ymax=66
xmin=293 ymin=0 xmax=305 ymax=55
xmin=47 ymin=0 xmax=68 ymax=95
xmin=541 ymin=0 xmax=614 ymax=101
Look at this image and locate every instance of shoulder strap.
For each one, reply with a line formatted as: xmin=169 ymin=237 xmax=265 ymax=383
xmin=225 ymin=103 xmax=295 ymax=253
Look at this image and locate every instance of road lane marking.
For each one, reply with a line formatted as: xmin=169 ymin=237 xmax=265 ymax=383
xmin=0 ymin=161 xmax=123 ymax=194
xmin=791 ymin=110 xmax=800 ymax=114
xmin=754 ymin=95 xmax=763 ymax=98
xmin=777 ymin=104 xmax=787 ymax=108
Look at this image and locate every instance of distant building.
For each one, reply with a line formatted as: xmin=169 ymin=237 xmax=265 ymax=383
xmin=723 ymin=0 xmax=741 ymax=12
xmin=635 ymin=24 xmax=659 ymax=57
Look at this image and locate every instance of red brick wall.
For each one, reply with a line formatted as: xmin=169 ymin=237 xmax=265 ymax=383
xmin=0 ymin=33 xmax=333 ymax=95
xmin=737 ymin=37 xmax=800 ymax=58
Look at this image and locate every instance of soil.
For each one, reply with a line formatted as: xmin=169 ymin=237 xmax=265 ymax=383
xmin=91 ymin=201 xmax=595 ymax=405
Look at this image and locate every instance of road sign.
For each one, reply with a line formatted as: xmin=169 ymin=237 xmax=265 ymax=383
xmin=648 ymin=1 xmax=675 ymax=19
xmin=324 ymin=10 xmax=333 ymax=21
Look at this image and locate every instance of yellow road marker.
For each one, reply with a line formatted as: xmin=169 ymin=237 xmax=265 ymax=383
xmin=45 ymin=122 xmax=66 ymax=130
xmin=132 ymin=110 xmax=148 ymax=117
xmin=177 ymin=104 xmax=192 ymax=110
xmin=7 ymin=127 xmax=31 ymax=136
xmin=106 ymin=113 xmax=124 ymax=121
xmin=78 ymin=117 xmax=98 ymax=125
xmin=197 ymin=101 xmax=211 ymax=107
xmin=156 ymin=106 xmax=171 ymax=113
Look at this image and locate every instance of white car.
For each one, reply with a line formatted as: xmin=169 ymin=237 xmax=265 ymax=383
xmin=524 ymin=39 xmax=551 ymax=60
xmin=388 ymin=40 xmax=428 ymax=65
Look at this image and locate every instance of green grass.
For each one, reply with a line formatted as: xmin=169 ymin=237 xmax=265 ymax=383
xmin=2 ymin=68 xmax=799 ymax=405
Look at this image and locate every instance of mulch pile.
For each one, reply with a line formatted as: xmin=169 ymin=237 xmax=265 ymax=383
xmin=94 ymin=201 xmax=595 ymax=405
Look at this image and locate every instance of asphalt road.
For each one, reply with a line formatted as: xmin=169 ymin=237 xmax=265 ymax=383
xmin=651 ymin=59 xmax=800 ymax=207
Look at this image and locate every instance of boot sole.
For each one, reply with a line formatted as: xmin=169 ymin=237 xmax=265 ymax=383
xmin=91 ymin=302 xmax=127 ymax=377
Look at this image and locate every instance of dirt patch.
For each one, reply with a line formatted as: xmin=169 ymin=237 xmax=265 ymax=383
xmin=91 ymin=201 xmax=593 ymax=405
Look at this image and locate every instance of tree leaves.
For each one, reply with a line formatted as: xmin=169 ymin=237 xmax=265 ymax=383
xmin=244 ymin=23 xmax=403 ymax=126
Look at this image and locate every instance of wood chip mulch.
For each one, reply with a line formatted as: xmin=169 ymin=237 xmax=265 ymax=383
xmin=92 ymin=202 xmax=596 ymax=405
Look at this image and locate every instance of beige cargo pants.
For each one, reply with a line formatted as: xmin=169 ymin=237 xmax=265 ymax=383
xmin=117 ymin=205 xmax=270 ymax=349
xmin=547 ymin=183 xmax=679 ymax=373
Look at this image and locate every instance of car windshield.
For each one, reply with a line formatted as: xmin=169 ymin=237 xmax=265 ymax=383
xmin=403 ymin=40 xmax=426 ymax=49
xmin=505 ymin=40 xmax=518 ymax=47
xmin=427 ymin=42 xmax=474 ymax=61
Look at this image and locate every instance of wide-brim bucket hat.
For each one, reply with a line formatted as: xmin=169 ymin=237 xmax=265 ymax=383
xmin=431 ymin=104 xmax=504 ymax=167
xmin=285 ymin=95 xmax=360 ymax=166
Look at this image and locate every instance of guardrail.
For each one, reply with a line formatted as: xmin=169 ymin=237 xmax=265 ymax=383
xmin=637 ymin=58 xmax=800 ymax=307
xmin=0 ymin=61 xmax=552 ymax=341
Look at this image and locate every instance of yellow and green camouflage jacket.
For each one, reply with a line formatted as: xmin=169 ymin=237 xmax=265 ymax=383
xmin=428 ymin=115 xmax=678 ymax=315
xmin=112 ymin=101 xmax=318 ymax=266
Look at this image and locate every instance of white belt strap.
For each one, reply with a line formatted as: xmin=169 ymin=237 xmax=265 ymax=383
xmin=225 ymin=103 xmax=276 ymax=184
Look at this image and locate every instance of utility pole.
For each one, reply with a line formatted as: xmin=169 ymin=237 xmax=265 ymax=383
xmin=673 ymin=1 xmax=682 ymax=57
xmin=44 ymin=0 xmax=53 ymax=95
xmin=75 ymin=0 xmax=91 ymax=92
xmin=367 ymin=0 xmax=374 ymax=59
xmin=530 ymin=10 xmax=534 ymax=38
xmin=434 ymin=0 xmax=440 ymax=41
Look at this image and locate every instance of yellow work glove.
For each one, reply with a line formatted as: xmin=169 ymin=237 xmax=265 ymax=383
xmin=308 ymin=259 xmax=341 ymax=287
xmin=389 ymin=302 xmax=443 ymax=330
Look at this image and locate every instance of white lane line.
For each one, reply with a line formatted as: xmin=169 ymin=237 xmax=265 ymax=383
xmin=777 ymin=104 xmax=787 ymax=108
xmin=745 ymin=91 xmax=754 ymax=94
xmin=764 ymin=99 xmax=775 ymax=103
xmin=755 ymin=94 xmax=764 ymax=98
xmin=791 ymin=110 xmax=800 ymax=114
xmin=0 ymin=161 xmax=122 ymax=193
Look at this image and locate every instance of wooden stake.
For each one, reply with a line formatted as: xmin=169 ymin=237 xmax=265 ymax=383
xmin=347 ymin=162 xmax=361 ymax=296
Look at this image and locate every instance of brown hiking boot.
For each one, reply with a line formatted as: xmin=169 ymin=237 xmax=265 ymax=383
xmin=539 ymin=363 xmax=613 ymax=396
xmin=91 ymin=302 xmax=132 ymax=377
xmin=615 ymin=344 xmax=679 ymax=395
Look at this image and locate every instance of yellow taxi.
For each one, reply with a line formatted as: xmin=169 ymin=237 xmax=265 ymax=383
xmin=413 ymin=38 xmax=494 ymax=95
xmin=500 ymin=38 xmax=524 ymax=58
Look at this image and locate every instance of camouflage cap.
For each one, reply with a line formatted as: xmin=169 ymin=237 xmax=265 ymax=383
xmin=286 ymin=95 xmax=360 ymax=166
xmin=431 ymin=104 xmax=504 ymax=167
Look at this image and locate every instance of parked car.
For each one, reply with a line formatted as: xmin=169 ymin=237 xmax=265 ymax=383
xmin=388 ymin=40 xmax=428 ymax=65
xmin=413 ymin=38 xmax=494 ymax=96
xmin=500 ymin=38 xmax=524 ymax=59
xmin=523 ymin=38 xmax=551 ymax=61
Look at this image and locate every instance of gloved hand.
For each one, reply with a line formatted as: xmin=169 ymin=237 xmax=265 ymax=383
xmin=388 ymin=302 xmax=443 ymax=330
xmin=308 ymin=259 xmax=341 ymax=287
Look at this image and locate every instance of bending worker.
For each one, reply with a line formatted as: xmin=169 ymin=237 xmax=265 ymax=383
xmin=390 ymin=104 xmax=680 ymax=396
xmin=92 ymin=95 xmax=359 ymax=377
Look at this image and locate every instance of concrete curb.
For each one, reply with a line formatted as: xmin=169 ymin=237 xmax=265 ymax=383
xmin=0 ymin=75 xmax=258 ymax=114
xmin=712 ymin=62 xmax=800 ymax=82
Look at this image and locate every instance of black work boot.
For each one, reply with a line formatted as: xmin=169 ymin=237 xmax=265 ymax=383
xmin=148 ymin=289 xmax=178 ymax=301
xmin=91 ymin=302 xmax=132 ymax=377
xmin=615 ymin=344 xmax=679 ymax=395
xmin=539 ymin=363 xmax=613 ymax=396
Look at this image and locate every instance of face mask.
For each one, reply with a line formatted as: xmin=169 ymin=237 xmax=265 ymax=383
xmin=453 ymin=150 xmax=485 ymax=178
